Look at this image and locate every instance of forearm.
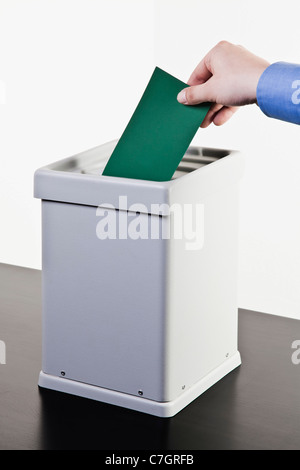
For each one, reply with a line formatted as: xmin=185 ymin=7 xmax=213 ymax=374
xmin=256 ymin=62 xmax=300 ymax=125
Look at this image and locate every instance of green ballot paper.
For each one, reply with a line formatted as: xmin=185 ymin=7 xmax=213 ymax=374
xmin=102 ymin=67 xmax=210 ymax=182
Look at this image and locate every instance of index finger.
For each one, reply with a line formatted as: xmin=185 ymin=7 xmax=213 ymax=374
xmin=187 ymin=56 xmax=212 ymax=86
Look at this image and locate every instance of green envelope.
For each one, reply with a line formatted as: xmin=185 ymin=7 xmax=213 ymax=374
xmin=102 ymin=67 xmax=210 ymax=182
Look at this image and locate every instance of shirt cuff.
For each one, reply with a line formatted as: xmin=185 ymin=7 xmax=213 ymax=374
xmin=256 ymin=61 xmax=300 ymax=125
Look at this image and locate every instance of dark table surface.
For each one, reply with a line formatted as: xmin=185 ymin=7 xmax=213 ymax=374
xmin=0 ymin=262 xmax=300 ymax=450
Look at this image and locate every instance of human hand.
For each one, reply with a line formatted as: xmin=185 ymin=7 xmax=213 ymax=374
xmin=177 ymin=41 xmax=270 ymax=127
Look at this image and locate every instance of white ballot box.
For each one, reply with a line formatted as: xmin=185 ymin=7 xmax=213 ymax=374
xmin=34 ymin=140 xmax=244 ymax=417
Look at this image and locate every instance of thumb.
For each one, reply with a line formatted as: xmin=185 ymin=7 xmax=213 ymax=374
xmin=177 ymin=79 xmax=215 ymax=105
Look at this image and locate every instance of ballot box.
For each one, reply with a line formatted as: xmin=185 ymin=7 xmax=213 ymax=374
xmin=34 ymin=140 xmax=244 ymax=417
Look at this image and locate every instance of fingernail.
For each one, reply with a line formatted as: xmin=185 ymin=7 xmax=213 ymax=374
xmin=177 ymin=89 xmax=188 ymax=104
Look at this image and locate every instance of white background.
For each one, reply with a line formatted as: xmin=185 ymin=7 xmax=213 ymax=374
xmin=0 ymin=0 xmax=300 ymax=319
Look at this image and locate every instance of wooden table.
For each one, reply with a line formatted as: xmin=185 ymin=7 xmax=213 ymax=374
xmin=0 ymin=263 xmax=299 ymax=450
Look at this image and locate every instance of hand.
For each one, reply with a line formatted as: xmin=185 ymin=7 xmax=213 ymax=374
xmin=177 ymin=41 xmax=270 ymax=127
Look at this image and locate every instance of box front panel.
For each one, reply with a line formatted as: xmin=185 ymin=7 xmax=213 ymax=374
xmin=41 ymin=201 xmax=167 ymax=402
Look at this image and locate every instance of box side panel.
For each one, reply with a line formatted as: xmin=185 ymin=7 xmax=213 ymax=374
xmin=41 ymin=201 xmax=167 ymax=402
xmin=165 ymin=181 xmax=241 ymax=402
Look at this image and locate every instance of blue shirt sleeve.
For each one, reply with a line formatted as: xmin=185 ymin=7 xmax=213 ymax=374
xmin=256 ymin=62 xmax=300 ymax=125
